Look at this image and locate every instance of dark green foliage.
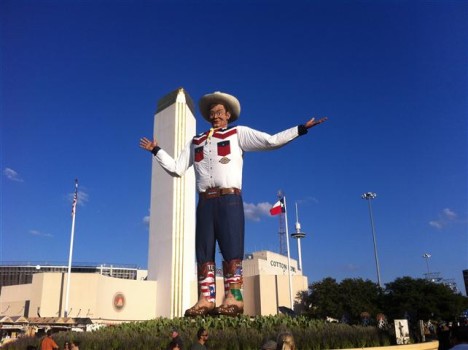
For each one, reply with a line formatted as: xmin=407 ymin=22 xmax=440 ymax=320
xmin=303 ymin=276 xmax=468 ymax=324
xmin=305 ymin=277 xmax=383 ymax=323
xmin=383 ymin=277 xmax=468 ymax=321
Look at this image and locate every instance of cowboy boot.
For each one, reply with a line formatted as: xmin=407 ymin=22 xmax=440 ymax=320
xmin=215 ymin=259 xmax=244 ymax=316
xmin=184 ymin=262 xmax=216 ymax=317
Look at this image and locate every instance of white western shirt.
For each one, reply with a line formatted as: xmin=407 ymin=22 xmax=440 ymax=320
xmin=155 ymin=125 xmax=301 ymax=193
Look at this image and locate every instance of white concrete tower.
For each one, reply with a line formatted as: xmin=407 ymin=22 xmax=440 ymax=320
xmin=291 ymin=202 xmax=306 ymax=271
xmin=147 ymin=88 xmax=197 ymax=318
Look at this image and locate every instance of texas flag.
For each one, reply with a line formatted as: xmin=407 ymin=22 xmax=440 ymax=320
xmin=270 ymin=198 xmax=285 ymax=216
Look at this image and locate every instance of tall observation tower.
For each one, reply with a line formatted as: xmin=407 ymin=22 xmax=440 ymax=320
xmin=147 ymin=88 xmax=197 ymax=318
xmin=291 ymin=202 xmax=306 ymax=271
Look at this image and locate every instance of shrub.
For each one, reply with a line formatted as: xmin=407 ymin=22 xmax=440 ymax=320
xmin=4 ymin=315 xmax=392 ymax=350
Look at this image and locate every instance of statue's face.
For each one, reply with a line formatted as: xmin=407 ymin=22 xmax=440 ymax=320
xmin=209 ymin=104 xmax=230 ymax=128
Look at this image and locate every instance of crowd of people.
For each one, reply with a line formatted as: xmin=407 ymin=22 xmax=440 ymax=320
xmin=12 ymin=319 xmax=468 ymax=349
xmin=165 ymin=327 xmax=297 ymax=350
xmin=163 ymin=324 xmax=468 ymax=350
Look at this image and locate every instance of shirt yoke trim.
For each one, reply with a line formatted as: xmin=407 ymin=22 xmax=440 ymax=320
xmin=193 ymin=126 xmax=237 ymax=144
xmin=192 ymin=134 xmax=207 ymax=145
xmin=212 ymin=127 xmax=237 ymax=139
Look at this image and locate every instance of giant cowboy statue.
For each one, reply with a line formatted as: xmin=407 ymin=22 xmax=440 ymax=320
xmin=140 ymin=91 xmax=327 ymax=317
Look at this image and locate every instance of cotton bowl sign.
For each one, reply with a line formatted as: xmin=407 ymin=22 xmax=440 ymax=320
xmin=113 ymin=292 xmax=125 ymax=311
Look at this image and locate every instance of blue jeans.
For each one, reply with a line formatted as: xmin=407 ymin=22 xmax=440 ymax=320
xmin=195 ymin=194 xmax=244 ymax=264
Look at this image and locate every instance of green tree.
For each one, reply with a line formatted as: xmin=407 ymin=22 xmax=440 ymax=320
xmin=301 ymin=276 xmax=468 ymax=324
xmin=305 ymin=277 xmax=383 ymax=322
xmin=339 ymin=278 xmax=383 ymax=323
xmin=383 ymin=276 xmax=468 ymax=321
xmin=307 ymin=277 xmax=343 ymax=319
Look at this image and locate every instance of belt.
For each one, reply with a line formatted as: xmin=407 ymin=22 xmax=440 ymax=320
xmin=200 ymin=187 xmax=241 ymax=199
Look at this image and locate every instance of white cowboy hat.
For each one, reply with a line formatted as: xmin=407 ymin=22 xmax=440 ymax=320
xmin=199 ymin=91 xmax=241 ymax=123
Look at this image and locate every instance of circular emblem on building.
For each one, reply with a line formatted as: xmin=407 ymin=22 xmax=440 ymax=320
xmin=113 ymin=292 xmax=125 ymax=311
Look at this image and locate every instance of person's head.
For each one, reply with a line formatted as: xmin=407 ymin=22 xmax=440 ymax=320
xmin=197 ymin=327 xmax=209 ymax=343
xmin=168 ymin=339 xmax=182 ymax=349
xmin=171 ymin=327 xmax=179 ymax=338
xmin=199 ymin=91 xmax=241 ymax=127
xmin=46 ymin=329 xmax=53 ymax=337
xmin=261 ymin=339 xmax=277 ymax=350
xmin=63 ymin=341 xmax=70 ymax=349
xmin=276 ymin=332 xmax=295 ymax=350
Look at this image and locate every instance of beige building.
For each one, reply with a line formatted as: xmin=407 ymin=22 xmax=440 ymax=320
xmin=242 ymin=251 xmax=308 ymax=316
xmin=0 ymin=251 xmax=307 ymax=323
xmin=0 ymin=272 xmax=157 ymax=323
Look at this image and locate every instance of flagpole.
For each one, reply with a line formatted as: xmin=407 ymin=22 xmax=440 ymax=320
xmin=283 ymin=196 xmax=294 ymax=309
xmin=64 ymin=179 xmax=78 ymax=317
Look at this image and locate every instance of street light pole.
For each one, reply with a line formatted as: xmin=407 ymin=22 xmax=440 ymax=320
xmin=423 ymin=253 xmax=431 ymax=275
xmin=361 ymin=192 xmax=382 ymax=288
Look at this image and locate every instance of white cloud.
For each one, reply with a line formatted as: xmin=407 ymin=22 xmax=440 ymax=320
xmin=429 ymin=208 xmax=458 ymax=230
xmin=442 ymin=208 xmax=457 ymax=220
xmin=3 ymin=168 xmax=23 ymax=182
xmin=142 ymin=208 xmax=150 ymax=226
xmin=344 ymin=263 xmax=360 ymax=272
xmin=244 ymin=201 xmax=273 ymax=222
xmin=29 ymin=229 xmax=53 ymax=238
xmin=429 ymin=221 xmax=443 ymax=229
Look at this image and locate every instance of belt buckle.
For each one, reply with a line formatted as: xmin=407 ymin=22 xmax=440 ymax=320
xmin=205 ymin=188 xmax=220 ymax=199
xmin=221 ymin=188 xmax=233 ymax=195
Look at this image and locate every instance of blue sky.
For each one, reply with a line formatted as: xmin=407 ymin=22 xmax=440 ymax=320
xmin=1 ymin=0 xmax=467 ymax=295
